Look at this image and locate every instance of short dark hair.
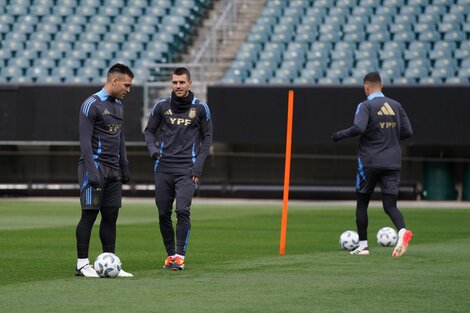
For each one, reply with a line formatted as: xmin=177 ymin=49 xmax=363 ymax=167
xmin=363 ymin=72 xmax=382 ymax=84
xmin=172 ymin=67 xmax=191 ymax=81
xmin=108 ymin=63 xmax=134 ymax=79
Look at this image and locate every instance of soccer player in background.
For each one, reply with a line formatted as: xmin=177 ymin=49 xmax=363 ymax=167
xmin=75 ymin=63 xmax=134 ymax=277
xmin=144 ymin=67 xmax=213 ymax=270
xmin=331 ymin=72 xmax=413 ymax=257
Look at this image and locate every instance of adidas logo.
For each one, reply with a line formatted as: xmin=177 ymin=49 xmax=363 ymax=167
xmin=103 ymin=109 xmax=111 ymax=115
xmin=377 ymin=102 xmax=395 ymax=116
xmin=164 ymin=109 xmax=173 ymax=115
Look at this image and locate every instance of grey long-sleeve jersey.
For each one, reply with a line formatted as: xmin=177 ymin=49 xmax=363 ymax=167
xmin=144 ymin=96 xmax=212 ymax=177
xmin=334 ymin=92 xmax=413 ymax=170
xmin=79 ymin=89 xmax=128 ymax=183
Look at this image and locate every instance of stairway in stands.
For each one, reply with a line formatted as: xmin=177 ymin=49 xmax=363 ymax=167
xmin=181 ymin=0 xmax=267 ymax=84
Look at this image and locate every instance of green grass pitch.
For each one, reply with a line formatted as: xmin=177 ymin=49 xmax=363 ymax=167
xmin=0 ymin=199 xmax=469 ymax=313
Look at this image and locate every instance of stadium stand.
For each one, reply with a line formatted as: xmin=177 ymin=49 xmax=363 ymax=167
xmin=0 ymin=0 xmax=212 ymax=84
xmin=223 ymin=0 xmax=470 ymax=85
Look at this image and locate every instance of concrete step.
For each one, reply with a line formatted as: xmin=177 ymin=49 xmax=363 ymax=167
xmin=180 ymin=0 xmax=267 ymax=82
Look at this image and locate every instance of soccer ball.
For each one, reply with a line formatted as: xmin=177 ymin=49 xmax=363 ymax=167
xmin=339 ymin=230 xmax=359 ymax=251
xmin=94 ymin=252 xmax=122 ymax=278
xmin=376 ymin=227 xmax=398 ymax=247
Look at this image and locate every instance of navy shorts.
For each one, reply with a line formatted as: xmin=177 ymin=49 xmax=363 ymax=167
xmin=356 ymin=167 xmax=401 ymax=195
xmin=78 ymin=162 xmax=122 ymax=210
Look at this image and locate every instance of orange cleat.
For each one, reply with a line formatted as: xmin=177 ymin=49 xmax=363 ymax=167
xmin=393 ymin=230 xmax=413 ymax=257
xmin=163 ymin=256 xmax=175 ymax=269
xmin=171 ymin=256 xmax=185 ymax=271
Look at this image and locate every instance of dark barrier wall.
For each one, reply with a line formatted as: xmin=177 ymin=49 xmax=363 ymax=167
xmin=0 ymin=84 xmax=468 ymax=199
xmin=0 ymin=85 xmax=144 ymax=142
xmin=208 ymin=85 xmax=470 ymax=146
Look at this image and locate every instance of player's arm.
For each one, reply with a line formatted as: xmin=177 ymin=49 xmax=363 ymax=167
xmin=144 ymin=101 xmax=163 ymax=160
xmin=79 ymin=102 xmax=99 ymax=187
xmin=399 ymin=106 xmax=413 ymax=140
xmin=119 ymin=130 xmax=130 ymax=183
xmin=192 ymin=103 xmax=213 ymax=179
xmin=332 ymin=103 xmax=368 ymax=142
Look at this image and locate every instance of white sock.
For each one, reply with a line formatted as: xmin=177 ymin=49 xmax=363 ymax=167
xmin=77 ymin=258 xmax=89 ymax=269
xmin=398 ymin=228 xmax=406 ymax=237
xmin=358 ymin=240 xmax=368 ymax=249
xmin=175 ymin=254 xmax=185 ymax=260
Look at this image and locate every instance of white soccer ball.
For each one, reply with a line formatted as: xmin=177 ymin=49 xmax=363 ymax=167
xmin=339 ymin=230 xmax=359 ymax=251
xmin=376 ymin=227 xmax=398 ymax=247
xmin=94 ymin=252 xmax=122 ymax=278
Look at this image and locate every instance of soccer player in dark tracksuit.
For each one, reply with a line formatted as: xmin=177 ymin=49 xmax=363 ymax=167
xmin=332 ymin=72 xmax=413 ymax=257
xmin=75 ymin=63 xmax=134 ymax=277
xmin=144 ymin=67 xmax=213 ymax=270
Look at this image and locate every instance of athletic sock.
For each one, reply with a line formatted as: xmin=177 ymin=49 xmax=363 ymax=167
xmin=77 ymin=258 xmax=89 ymax=269
xmin=358 ymin=240 xmax=368 ymax=250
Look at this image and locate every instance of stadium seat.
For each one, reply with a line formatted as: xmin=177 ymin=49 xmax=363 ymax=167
xmin=300 ymin=67 xmax=325 ymax=80
xmin=58 ymin=58 xmax=81 ymax=69
xmin=419 ymin=76 xmax=443 ymax=84
xmin=355 ymin=59 xmax=379 ymax=70
xmin=342 ymin=76 xmax=362 ymax=84
xmin=317 ymin=77 xmax=341 ymax=84
xmin=444 ymin=31 xmax=466 ymax=41
xmin=431 ymin=67 xmax=457 ymax=79
xmin=368 ymin=31 xmax=391 ymax=42
xmin=446 ymin=76 xmax=469 ymax=84
xmin=404 ymin=49 xmax=428 ymax=60
xmin=405 ymin=66 xmax=429 ymax=79
xmin=408 ymin=58 xmax=431 ymax=70
xmin=418 ymin=30 xmax=442 ymax=42
xmin=393 ymin=77 xmax=415 ymax=84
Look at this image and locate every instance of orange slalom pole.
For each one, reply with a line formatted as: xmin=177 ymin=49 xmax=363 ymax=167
xmin=280 ymin=90 xmax=294 ymax=256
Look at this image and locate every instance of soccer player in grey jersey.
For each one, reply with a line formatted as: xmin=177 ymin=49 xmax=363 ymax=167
xmin=144 ymin=67 xmax=213 ymax=270
xmin=75 ymin=63 xmax=134 ymax=277
xmin=332 ymin=72 xmax=413 ymax=257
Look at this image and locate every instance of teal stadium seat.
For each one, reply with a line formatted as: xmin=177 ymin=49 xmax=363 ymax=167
xmin=419 ymin=76 xmax=443 ymax=84
xmin=318 ymin=77 xmax=341 ymax=84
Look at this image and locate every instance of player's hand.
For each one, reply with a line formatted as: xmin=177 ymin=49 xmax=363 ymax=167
xmin=192 ymin=176 xmax=200 ymax=190
xmin=152 ymin=152 xmax=160 ymax=160
xmin=331 ymin=132 xmax=340 ymax=142
xmin=121 ymin=166 xmax=130 ymax=184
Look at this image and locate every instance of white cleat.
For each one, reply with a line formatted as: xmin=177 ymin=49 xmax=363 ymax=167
xmin=350 ymin=247 xmax=370 ymax=255
xmin=75 ymin=264 xmax=99 ymax=277
xmin=117 ymin=268 xmax=134 ymax=277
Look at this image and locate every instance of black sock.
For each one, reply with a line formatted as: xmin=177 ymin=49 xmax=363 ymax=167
xmin=99 ymin=206 xmax=119 ymax=253
xmin=76 ymin=210 xmax=99 ymax=258
xmin=356 ymin=192 xmax=371 ymax=241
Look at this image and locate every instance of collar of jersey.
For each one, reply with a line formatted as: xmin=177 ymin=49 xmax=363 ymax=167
xmin=367 ymin=92 xmax=384 ymax=100
xmin=95 ymin=89 xmax=110 ymax=101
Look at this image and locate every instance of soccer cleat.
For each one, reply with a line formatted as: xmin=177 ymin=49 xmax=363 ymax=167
xmin=171 ymin=256 xmax=185 ymax=271
xmin=163 ymin=256 xmax=176 ymax=269
xmin=350 ymin=247 xmax=370 ymax=255
xmin=117 ymin=268 xmax=134 ymax=277
xmin=75 ymin=264 xmax=99 ymax=277
xmin=393 ymin=230 xmax=413 ymax=257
